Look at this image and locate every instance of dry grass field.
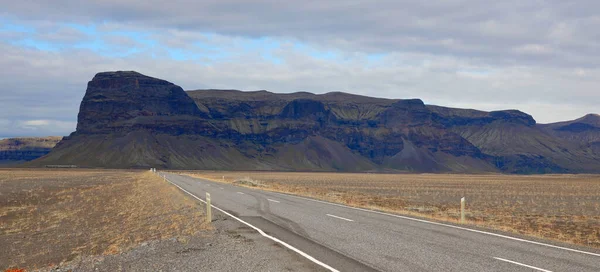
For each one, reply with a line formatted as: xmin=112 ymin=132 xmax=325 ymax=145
xmin=184 ymin=171 xmax=600 ymax=248
xmin=0 ymin=169 xmax=206 ymax=271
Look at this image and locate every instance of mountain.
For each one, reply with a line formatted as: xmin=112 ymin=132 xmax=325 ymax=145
xmin=30 ymin=71 xmax=600 ymax=173
xmin=539 ymin=114 xmax=600 ymax=155
xmin=0 ymin=137 xmax=62 ymax=165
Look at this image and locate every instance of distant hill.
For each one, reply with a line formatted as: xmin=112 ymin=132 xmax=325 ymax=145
xmin=539 ymin=114 xmax=600 ymax=156
xmin=0 ymin=137 xmax=62 ymax=165
xmin=30 ymin=71 xmax=600 ymax=173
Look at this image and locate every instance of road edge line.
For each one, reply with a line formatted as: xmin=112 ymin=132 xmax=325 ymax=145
xmin=265 ymin=190 xmax=600 ymax=257
xmin=326 ymin=214 xmax=354 ymax=222
xmin=163 ymin=174 xmax=340 ymax=272
xmin=493 ymin=257 xmax=553 ymax=272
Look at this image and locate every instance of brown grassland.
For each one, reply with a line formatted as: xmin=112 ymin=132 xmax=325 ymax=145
xmin=183 ymin=171 xmax=600 ymax=249
xmin=0 ymin=169 xmax=206 ymax=270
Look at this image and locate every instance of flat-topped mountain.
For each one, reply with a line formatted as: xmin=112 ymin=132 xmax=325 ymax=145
xmin=31 ymin=71 xmax=600 ymax=173
xmin=0 ymin=137 xmax=62 ymax=165
xmin=77 ymin=71 xmax=206 ymax=134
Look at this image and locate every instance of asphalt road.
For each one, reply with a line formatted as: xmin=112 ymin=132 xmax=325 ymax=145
xmin=164 ymin=173 xmax=600 ymax=272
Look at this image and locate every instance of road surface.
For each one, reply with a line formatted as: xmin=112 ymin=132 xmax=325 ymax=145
xmin=163 ymin=173 xmax=600 ymax=272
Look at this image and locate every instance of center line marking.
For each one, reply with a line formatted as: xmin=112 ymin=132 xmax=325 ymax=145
xmin=493 ymin=257 xmax=552 ymax=272
xmin=237 ymin=192 xmax=244 ymax=195
xmin=164 ymin=176 xmax=339 ymax=272
xmin=326 ymin=214 xmax=354 ymax=222
xmin=220 ymin=187 xmax=224 ymax=189
xmin=268 ymin=199 xmax=280 ymax=203
xmin=267 ymin=191 xmax=600 ymax=257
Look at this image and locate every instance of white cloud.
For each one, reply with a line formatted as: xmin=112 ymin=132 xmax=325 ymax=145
xmin=574 ymin=68 xmax=587 ymax=77
xmin=0 ymin=118 xmax=76 ymax=138
xmin=1 ymin=40 xmax=598 ymax=132
xmin=514 ymin=44 xmax=553 ymax=55
xmin=20 ymin=120 xmax=50 ymax=127
xmin=36 ymin=25 xmax=90 ymax=44
xmin=0 ymin=0 xmax=599 ymax=138
xmin=2 ymin=0 xmax=600 ymax=67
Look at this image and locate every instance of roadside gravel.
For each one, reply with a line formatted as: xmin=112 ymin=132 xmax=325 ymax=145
xmin=40 ymin=213 xmax=324 ymax=272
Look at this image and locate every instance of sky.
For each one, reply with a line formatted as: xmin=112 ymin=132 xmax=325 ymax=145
xmin=1 ymin=0 xmax=599 ymax=138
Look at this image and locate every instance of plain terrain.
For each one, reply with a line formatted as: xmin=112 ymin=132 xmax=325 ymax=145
xmin=0 ymin=169 xmax=321 ymax=271
xmin=0 ymin=169 xmax=206 ymax=270
xmin=183 ymin=171 xmax=600 ymax=248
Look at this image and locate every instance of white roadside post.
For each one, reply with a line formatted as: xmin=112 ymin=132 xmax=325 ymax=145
xmin=206 ymin=192 xmax=212 ymax=224
xmin=460 ymin=197 xmax=466 ymax=224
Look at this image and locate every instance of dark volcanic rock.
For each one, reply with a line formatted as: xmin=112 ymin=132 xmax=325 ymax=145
xmin=0 ymin=137 xmax=61 ymax=165
xmin=429 ymin=106 xmax=536 ymax=127
xmin=380 ymin=99 xmax=432 ymax=128
xmin=280 ymin=99 xmax=329 ymax=119
xmin=77 ymin=71 xmax=206 ymax=134
xmin=539 ymin=114 xmax=600 ymax=162
xmin=539 ymin=114 xmax=600 ymax=144
xmin=31 ymin=71 xmax=600 ymax=173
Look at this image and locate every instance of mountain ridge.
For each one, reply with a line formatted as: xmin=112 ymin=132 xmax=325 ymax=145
xmin=0 ymin=137 xmax=62 ymax=165
xmin=30 ymin=71 xmax=600 ymax=173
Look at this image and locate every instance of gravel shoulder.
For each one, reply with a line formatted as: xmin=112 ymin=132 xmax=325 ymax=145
xmin=0 ymin=169 xmax=322 ymax=272
xmin=44 ymin=213 xmax=324 ymax=272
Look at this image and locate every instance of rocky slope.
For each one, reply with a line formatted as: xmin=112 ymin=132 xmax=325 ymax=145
xmin=539 ymin=114 xmax=600 ymax=156
xmin=0 ymin=137 xmax=62 ymax=165
xmin=540 ymin=114 xmax=600 ymax=144
xmin=31 ymin=71 xmax=600 ymax=173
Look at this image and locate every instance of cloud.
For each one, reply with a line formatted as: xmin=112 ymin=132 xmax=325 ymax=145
xmin=36 ymin=25 xmax=90 ymax=44
xmin=21 ymin=120 xmax=50 ymax=127
xmin=0 ymin=118 xmax=76 ymax=138
xmin=513 ymin=44 xmax=554 ymax=55
xmin=0 ymin=1 xmax=599 ymax=137
xmin=0 ymin=40 xmax=598 ymax=128
xmin=3 ymin=1 xmax=600 ymax=67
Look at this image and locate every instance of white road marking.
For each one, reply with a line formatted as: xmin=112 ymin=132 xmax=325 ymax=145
xmin=163 ymin=175 xmax=339 ymax=272
xmin=268 ymin=199 xmax=280 ymax=203
xmin=237 ymin=192 xmax=245 ymax=195
xmin=220 ymin=187 xmax=224 ymax=190
xmin=266 ymin=191 xmax=600 ymax=257
xmin=326 ymin=214 xmax=354 ymax=222
xmin=494 ymin=257 xmax=553 ymax=272
xmin=184 ymin=174 xmax=600 ymax=258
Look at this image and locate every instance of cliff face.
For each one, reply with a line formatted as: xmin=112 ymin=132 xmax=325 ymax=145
xmin=186 ymin=90 xmax=493 ymax=172
xmin=76 ymin=71 xmax=207 ymax=135
xmin=0 ymin=137 xmax=61 ymax=165
xmin=31 ymin=71 xmax=600 ymax=173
